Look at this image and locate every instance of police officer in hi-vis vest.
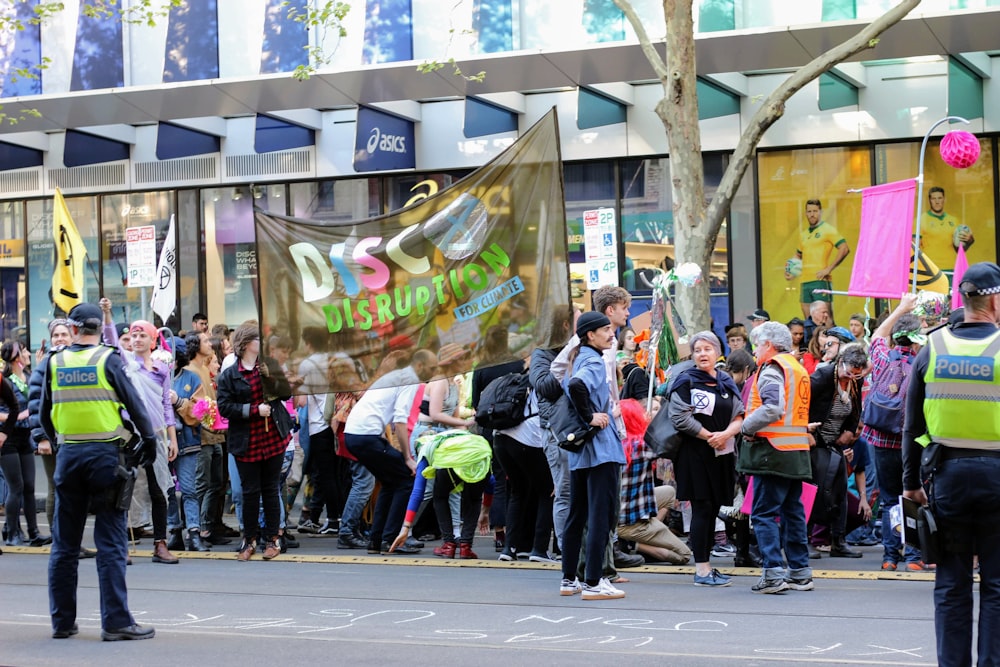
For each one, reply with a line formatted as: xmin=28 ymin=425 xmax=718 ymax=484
xmin=34 ymin=303 xmax=158 ymax=641
xmin=903 ymin=262 xmax=1000 ymax=667
xmin=737 ymin=321 xmax=814 ymax=595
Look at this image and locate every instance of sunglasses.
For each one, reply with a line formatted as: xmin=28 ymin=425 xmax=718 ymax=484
xmin=823 ymin=341 xmax=839 ymax=349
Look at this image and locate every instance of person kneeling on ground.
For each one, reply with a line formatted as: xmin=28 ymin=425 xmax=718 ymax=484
xmin=616 ymin=398 xmax=691 ymax=565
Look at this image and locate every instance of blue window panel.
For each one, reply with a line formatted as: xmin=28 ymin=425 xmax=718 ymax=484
xmin=254 ymin=115 xmax=315 ymax=154
xmin=577 ymin=87 xmax=625 ymax=130
xmin=583 ymin=0 xmax=624 ymax=42
xmin=818 ymin=72 xmax=858 ymax=111
xmin=822 ymin=0 xmax=856 ymax=20
xmin=0 ymin=141 xmax=42 ymax=170
xmin=261 ymin=0 xmax=308 ymax=74
xmin=164 ymin=0 xmax=219 ymax=82
xmin=362 ymin=0 xmax=413 ymax=64
xmin=464 ymin=97 xmax=517 ymax=138
xmin=63 ymin=130 xmax=129 ymax=168
xmin=1 ymin=0 xmax=41 ymax=98
xmin=698 ymin=0 xmax=735 ymax=32
xmin=156 ymin=123 xmax=220 ymax=160
xmin=472 ymin=0 xmax=512 ymax=53
xmin=70 ymin=6 xmax=123 ymax=90
xmin=697 ymin=77 xmax=740 ymax=119
xmin=949 ymin=57 xmax=984 ymax=121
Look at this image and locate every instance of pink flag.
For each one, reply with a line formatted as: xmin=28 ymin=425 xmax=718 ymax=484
xmin=952 ymin=244 xmax=969 ymax=311
xmin=848 ymin=179 xmax=917 ymax=298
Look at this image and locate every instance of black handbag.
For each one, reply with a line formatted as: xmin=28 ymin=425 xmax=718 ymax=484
xmin=644 ymin=398 xmax=683 ymax=459
xmin=550 ymin=393 xmax=598 ymax=453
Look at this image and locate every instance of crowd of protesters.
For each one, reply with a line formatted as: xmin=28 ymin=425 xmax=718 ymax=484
xmin=0 ymin=284 xmax=967 ymax=602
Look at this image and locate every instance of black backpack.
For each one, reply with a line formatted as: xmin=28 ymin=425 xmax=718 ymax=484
xmin=475 ymin=371 xmax=534 ymax=430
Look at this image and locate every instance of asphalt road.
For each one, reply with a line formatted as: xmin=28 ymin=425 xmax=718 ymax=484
xmin=0 ymin=536 xmax=941 ymax=667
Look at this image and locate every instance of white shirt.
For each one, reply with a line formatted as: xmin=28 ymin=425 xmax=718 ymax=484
xmin=498 ymin=392 xmax=543 ymax=447
xmin=298 ymin=352 xmax=329 ymax=435
xmin=344 ymin=367 xmax=421 ymax=436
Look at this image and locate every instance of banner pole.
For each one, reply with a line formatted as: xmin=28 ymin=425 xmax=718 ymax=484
xmin=912 ymin=116 xmax=969 ymax=293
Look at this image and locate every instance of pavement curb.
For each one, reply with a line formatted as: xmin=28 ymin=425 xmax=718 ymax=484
xmin=2 ymin=545 xmax=939 ymax=581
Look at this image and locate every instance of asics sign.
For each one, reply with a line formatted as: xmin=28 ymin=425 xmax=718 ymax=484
xmin=355 ymin=107 xmax=415 ymax=172
xmin=366 ymin=127 xmax=408 ymax=155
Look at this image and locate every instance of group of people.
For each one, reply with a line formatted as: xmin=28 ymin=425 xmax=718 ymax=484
xmin=8 ymin=259 xmax=1000 ymax=666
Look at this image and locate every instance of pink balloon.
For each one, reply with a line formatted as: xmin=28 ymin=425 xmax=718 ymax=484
xmin=939 ymin=130 xmax=981 ymax=169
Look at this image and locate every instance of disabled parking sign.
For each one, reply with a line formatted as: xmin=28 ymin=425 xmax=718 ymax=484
xmin=583 ymin=208 xmax=618 ymax=289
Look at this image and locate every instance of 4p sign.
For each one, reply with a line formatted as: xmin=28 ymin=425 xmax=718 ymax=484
xmin=583 ymin=208 xmax=618 ymax=290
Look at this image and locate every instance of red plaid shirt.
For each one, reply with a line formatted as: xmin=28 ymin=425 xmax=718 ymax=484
xmin=236 ymin=363 xmax=289 ymax=462
xmin=859 ymin=337 xmax=912 ymax=450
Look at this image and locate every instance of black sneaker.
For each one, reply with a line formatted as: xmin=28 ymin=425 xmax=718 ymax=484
xmin=338 ymin=534 xmax=367 ymax=549
xmin=386 ymin=540 xmax=421 ymax=555
xmin=786 ymin=576 xmax=814 ymax=591
xmin=366 ymin=542 xmax=382 ymax=554
xmin=751 ymin=578 xmax=789 ymax=594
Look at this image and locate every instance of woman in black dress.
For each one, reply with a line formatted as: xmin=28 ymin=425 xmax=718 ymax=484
xmin=669 ymin=331 xmax=744 ymax=587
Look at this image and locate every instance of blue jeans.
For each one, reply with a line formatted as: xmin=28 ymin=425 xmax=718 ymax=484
xmin=930 ymin=454 xmax=1000 ymax=667
xmin=344 ymin=433 xmax=413 ymax=546
xmin=542 ymin=427 xmax=571 ymax=548
xmin=873 ymin=446 xmax=921 ymax=565
xmin=167 ymin=452 xmax=201 ymax=531
xmin=49 ymin=442 xmax=133 ymax=632
xmin=341 ymin=459 xmax=374 ymax=537
xmin=228 ymin=453 xmax=243 ymax=530
xmin=751 ymin=474 xmax=812 ymax=582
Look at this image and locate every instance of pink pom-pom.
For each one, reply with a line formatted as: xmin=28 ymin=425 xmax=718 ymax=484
xmin=939 ymin=131 xmax=981 ymax=169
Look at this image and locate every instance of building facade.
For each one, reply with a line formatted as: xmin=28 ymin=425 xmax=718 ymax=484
xmin=0 ymin=0 xmax=998 ymax=346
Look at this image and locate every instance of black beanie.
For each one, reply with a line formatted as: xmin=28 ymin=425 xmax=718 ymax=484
xmin=576 ymin=311 xmax=611 ymax=339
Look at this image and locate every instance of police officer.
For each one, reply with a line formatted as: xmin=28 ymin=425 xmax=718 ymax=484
xmin=903 ymin=262 xmax=1000 ymax=667
xmin=35 ymin=302 xmax=158 ymax=641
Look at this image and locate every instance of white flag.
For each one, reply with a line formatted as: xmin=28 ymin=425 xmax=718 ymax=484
xmin=150 ymin=214 xmax=177 ymax=322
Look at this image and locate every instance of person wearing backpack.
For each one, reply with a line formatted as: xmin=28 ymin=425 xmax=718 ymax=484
xmin=859 ymin=293 xmax=926 ymax=572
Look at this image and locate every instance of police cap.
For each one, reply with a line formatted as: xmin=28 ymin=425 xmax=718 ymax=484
xmin=67 ymin=302 xmax=103 ymax=329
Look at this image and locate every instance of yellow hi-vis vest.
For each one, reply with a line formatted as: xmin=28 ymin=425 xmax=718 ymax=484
xmin=748 ymin=353 xmax=811 ymax=451
xmin=50 ymin=346 xmax=132 ymax=445
xmin=918 ymin=327 xmax=1000 ymax=450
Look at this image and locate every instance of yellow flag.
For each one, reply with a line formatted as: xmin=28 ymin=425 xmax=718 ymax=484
xmin=52 ymin=189 xmax=87 ymax=313
xmin=909 ymin=243 xmax=950 ymax=295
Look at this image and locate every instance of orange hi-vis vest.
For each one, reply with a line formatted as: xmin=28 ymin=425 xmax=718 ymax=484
xmin=748 ymin=353 xmax=811 ymax=451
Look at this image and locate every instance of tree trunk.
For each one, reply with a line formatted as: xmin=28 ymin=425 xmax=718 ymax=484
xmin=657 ymin=0 xmax=711 ymax=335
xmin=616 ymin=0 xmax=922 ymax=338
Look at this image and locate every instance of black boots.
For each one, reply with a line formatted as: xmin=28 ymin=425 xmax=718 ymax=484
xmin=166 ymin=528 xmax=185 ymax=552
xmin=185 ymin=528 xmax=211 ymax=552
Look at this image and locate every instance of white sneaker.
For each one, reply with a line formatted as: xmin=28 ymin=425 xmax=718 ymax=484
xmin=559 ymin=578 xmax=582 ymax=596
xmin=581 ymin=578 xmax=626 ymax=600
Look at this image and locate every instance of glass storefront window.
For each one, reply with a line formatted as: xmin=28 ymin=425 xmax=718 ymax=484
xmin=26 ymin=195 xmax=100 ymax=349
xmin=876 ymin=138 xmax=996 ymax=273
xmin=565 ymin=161 xmax=616 ymax=302
xmin=620 ymin=155 xmax=731 ymax=331
xmin=290 ymin=179 xmax=380 ymax=222
xmin=101 ymin=191 xmax=173 ymax=327
xmin=385 ymin=172 xmax=471 ymax=214
xmin=177 ymin=189 xmax=202 ymax=331
xmin=758 ymin=146 xmax=871 ymax=325
xmin=202 ymin=186 xmax=260 ymax=329
xmin=0 ymin=201 xmax=25 ymax=343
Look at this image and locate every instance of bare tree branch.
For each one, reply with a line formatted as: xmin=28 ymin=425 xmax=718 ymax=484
xmin=613 ymin=0 xmax=669 ymax=82
xmin=705 ymin=0 xmax=921 ymax=230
